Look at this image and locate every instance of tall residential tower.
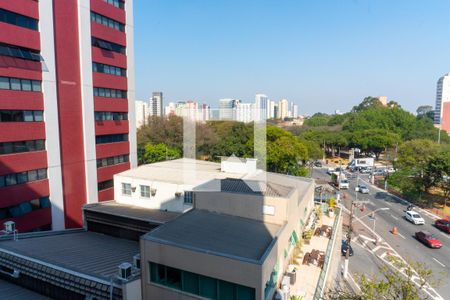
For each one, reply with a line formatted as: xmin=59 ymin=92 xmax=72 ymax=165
xmin=434 ymin=74 xmax=450 ymax=133
xmin=0 ymin=0 xmax=137 ymax=232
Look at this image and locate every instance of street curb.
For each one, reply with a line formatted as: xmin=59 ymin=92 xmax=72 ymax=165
xmin=358 ymin=178 xmax=441 ymax=220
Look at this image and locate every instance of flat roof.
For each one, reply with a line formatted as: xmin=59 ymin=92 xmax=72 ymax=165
xmin=144 ymin=209 xmax=282 ymax=263
xmin=0 ymin=231 xmax=139 ymax=282
xmin=0 ymin=279 xmax=51 ymax=300
xmin=115 ymin=158 xmax=246 ymax=184
xmin=83 ymin=201 xmax=181 ymax=224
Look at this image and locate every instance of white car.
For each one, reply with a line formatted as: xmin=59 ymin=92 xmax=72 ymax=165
xmin=405 ymin=211 xmax=425 ymax=225
xmin=355 ymin=184 xmax=369 ymax=194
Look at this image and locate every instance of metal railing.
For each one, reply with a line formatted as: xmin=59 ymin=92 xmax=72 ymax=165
xmin=312 ymin=207 xmax=342 ymax=300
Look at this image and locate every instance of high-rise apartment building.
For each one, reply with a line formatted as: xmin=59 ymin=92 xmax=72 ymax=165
xmin=279 ymin=99 xmax=289 ymax=119
xmin=150 ymin=91 xmax=163 ymax=117
xmin=434 ymin=74 xmax=450 ymax=127
xmin=135 ymin=100 xmax=149 ymax=128
xmin=219 ymin=98 xmax=239 ymax=120
xmin=236 ymin=102 xmax=255 ymax=123
xmin=255 ymin=93 xmax=268 ymax=121
xmin=0 ymin=0 xmax=137 ymax=232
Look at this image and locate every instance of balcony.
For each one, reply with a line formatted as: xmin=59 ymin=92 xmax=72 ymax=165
xmin=0 ymin=90 xmax=43 ymax=110
xmin=93 ymin=72 xmax=127 ymax=90
xmin=92 ymin=46 xmax=127 ymax=69
xmin=0 ymin=122 xmax=45 ymax=143
xmin=96 ymin=141 xmax=129 ymax=159
xmin=0 ymin=151 xmax=47 ymax=175
xmin=98 ymin=187 xmax=114 ymax=202
xmin=94 ymin=97 xmax=128 ymax=112
xmin=0 ymin=57 xmax=42 ymax=80
xmin=2 ymin=207 xmax=51 ymax=233
xmin=0 ymin=22 xmax=40 ymax=51
xmin=0 ymin=179 xmax=49 ymax=208
xmin=95 ymin=120 xmax=129 ymax=135
xmin=91 ymin=22 xmax=126 ymax=47
xmin=90 ymin=0 xmax=126 ymax=24
xmin=97 ymin=162 xmax=130 ymax=182
xmin=0 ymin=1 xmax=39 ymax=19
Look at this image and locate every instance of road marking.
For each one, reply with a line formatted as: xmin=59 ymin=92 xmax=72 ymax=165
xmin=432 ymin=257 xmax=446 ymax=268
xmin=348 ymin=272 xmax=361 ymax=292
xmin=390 ymin=214 xmax=399 ymax=220
xmin=397 ymin=233 xmax=406 ymax=239
xmin=384 ymin=201 xmax=392 ymax=206
xmin=438 ymin=232 xmax=450 ymax=240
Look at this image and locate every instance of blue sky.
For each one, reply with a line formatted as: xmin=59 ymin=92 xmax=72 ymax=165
xmin=134 ymin=0 xmax=450 ymax=115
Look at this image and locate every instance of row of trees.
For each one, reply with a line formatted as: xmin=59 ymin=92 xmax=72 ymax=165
xmin=137 ymin=117 xmax=316 ymax=176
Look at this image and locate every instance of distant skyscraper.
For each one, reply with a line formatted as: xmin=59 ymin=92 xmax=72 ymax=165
xmin=273 ymin=104 xmax=279 ymax=119
xmin=165 ymin=102 xmax=176 ymax=116
xmin=255 ymin=94 xmax=268 ymax=121
xmin=268 ymin=100 xmax=276 ymax=119
xmin=202 ymin=104 xmax=211 ymax=122
xmin=236 ymin=102 xmax=255 ymax=123
xmin=150 ymin=92 xmax=163 ymax=117
xmin=279 ymin=99 xmax=289 ymax=119
xmin=434 ymin=74 xmax=450 ymax=125
xmin=219 ymin=98 xmax=239 ymax=120
xmin=293 ymin=104 xmax=299 ymax=118
xmin=135 ymin=100 xmax=149 ymax=128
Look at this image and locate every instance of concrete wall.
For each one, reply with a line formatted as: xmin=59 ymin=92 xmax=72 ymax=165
xmin=141 ymin=240 xmax=263 ymax=299
xmin=123 ymin=278 xmax=142 ymax=300
xmin=114 ymin=175 xmax=193 ymax=212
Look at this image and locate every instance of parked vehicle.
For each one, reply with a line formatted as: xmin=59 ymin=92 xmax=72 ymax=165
xmin=331 ymin=172 xmax=349 ymax=189
xmin=313 ymin=160 xmax=323 ymax=167
xmin=326 ymin=167 xmax=335 ymax=175
xmin=355 ymin=184 xmax=369 ymax=194
xmin=341 ymin=240 xmax=354 ymax=256
xmin=348 ymin=158 xmax=374 ymax=170
xmin=405 ymin=211 xmax=425 ymax=225
xmin=415 ymin=231 xmax=442 ymax=248
xmin=435 ymin=219 xmax=450 ymax=234
xmin=359 ymin=167 xmax=373 ymax=174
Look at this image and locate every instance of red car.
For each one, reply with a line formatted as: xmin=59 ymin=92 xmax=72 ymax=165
xmin=435 ymin=219 xmax=450 ymax=234
xmin=415 ymin=231 xmax=442 ymax=248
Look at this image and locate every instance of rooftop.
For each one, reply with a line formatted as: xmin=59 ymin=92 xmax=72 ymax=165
xmin=83 ymin=201 xmax=181 ymax=225
xmin=0 ymin=279 xmax=51 ymax=300
xmin=0 ymin=231 xmax=139 ymax=282
xmin=144 ymin=209 xmax=282 ymax=263
xmin=116 ymin=158 xmax=246 ymax=184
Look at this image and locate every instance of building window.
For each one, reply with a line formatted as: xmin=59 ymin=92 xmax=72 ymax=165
xmin=96 ymin=154 xmax=129 ymax=168
xmin=0 ymin=196 xmax=51 ymax=221
xmin=93 ymin=87 xmax=127 ymax=99
xmin=121 ymin=183 xmax=131 ymax=196
xmin=0 ymin=76 xmax=41 ymax=91
xmin=0 ymin=110 xmax=44 ymax=122
xmin=103 ymin=0 xmax=125 ymax=9
xmin=94 ymin=111 xmax=128 ymax=121
xmin=0 ymin=168 xmax=47 ymax=188
xmin=90 ymin=12 xmax=125 ymax=32
xmin=149 ymin=262 xmax=255 ymax=300
xmin=95 ymin=134 xmax=128 ymax=144
xmin=92 ymin=37 xmax=125 ymax=54
xmin=93 ymin=62 xmax=126 ymax=76
xmin=98 ymin=179 xmax=113 ymax=191
xmin=0 ymin=8 xmax=38 ymax=30
xmin=0 ymin=140 xmax=45 ymax=156
xmin=140 ymin=185 xmax=150 ymax=198
xmin=0 ymin=43 xmax=42 ymax=62
xmin=184 ymin=191 xmax=193 ymax=204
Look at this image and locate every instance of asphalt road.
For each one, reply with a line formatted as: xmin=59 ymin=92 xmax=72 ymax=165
xmin=313 ymin=168 xmax=450 ymax=299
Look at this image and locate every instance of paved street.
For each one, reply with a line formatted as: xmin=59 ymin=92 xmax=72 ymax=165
xmin=313 ymin=168 xmax=450 ymax=299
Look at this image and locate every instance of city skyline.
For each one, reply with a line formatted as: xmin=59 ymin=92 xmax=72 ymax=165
xmin=134 ymin=1 xmax=450 ymax=115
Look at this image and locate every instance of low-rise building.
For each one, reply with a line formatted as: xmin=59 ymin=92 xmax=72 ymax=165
xmin=140 ymin=170 xmax=315 ymax=300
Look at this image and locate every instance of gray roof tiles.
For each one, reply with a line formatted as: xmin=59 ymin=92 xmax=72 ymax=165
xmin=0 ymin=279 xmax=51 ymax=300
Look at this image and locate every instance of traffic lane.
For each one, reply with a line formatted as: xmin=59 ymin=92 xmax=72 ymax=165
xmin=347 ymin=186 xmax=450 ymax=271
xmin=347 ymin=238 xmax=383 ymax=279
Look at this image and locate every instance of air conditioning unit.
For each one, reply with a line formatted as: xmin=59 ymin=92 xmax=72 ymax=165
xmin=4 ymin=221 xmax=15 ymax=233
xmin=133 ymin=254 xmax=141 ymax=270
xmin=118 ymin=262 xmax=132 ymax=280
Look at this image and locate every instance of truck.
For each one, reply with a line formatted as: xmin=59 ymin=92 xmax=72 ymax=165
xmin=331 ymin=172 xmax=349 ymax=190
xmin=348 ymin=158 xmax=374 ymax=171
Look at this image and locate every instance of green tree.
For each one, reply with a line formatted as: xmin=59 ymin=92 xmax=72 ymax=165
xmin=142 ymin=143 xmax=181 ymax=164
xmin=303 ymin=113 xmax=332 ymax=127
xmin=351 ymin=96 xmax=384 ymax=112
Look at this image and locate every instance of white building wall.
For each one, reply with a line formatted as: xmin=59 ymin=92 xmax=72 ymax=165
xmin=39 ymin=0 xmax=65 ymax=230
xmin=126 ymin=0 xmax=138 ymax=168
xmin=78 ymin=0 xmax=98 ymax=204
xmin=435 ymin=74 xmax=450 ymax=124
xmin=113 ymin=175 xmax=193 ymax=212
xmin=135 ymin=100 xmax=149 ymax=128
